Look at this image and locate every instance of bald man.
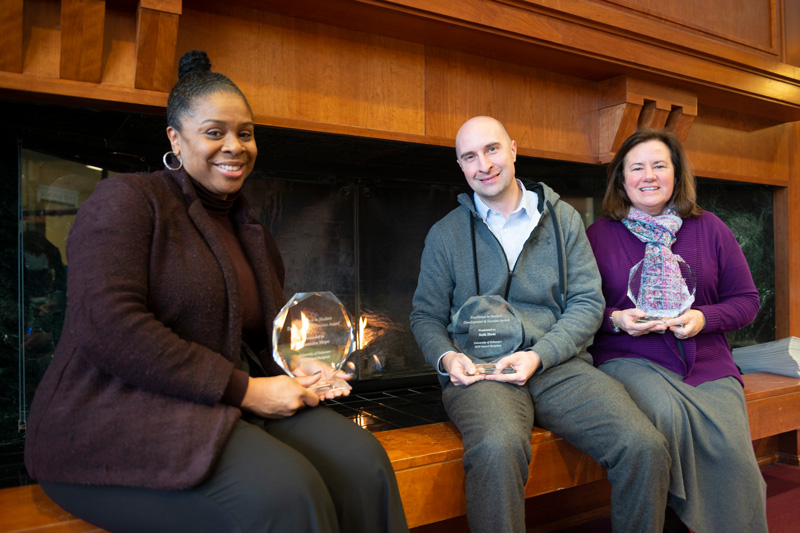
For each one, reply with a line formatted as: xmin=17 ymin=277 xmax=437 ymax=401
xmin=410 ymin=116 xmax=670 ymax=533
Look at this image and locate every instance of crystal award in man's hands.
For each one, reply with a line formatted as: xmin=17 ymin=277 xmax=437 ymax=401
xmin=451 ymin=295 xmax=524 ymax=375
xmin=627 ymin=257 xmax=696 ymax=323
xmin=272 ymin=292 xmax=355 ymax=393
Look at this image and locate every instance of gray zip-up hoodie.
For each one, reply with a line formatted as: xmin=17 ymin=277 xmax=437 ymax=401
xmin=410 ymin=181 xmax=604 ymax=384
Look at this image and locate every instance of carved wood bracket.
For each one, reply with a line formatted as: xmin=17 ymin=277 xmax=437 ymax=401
xmin=135 ymin=1 xmax=182 ymax=92
xmin=60 ymin=0 xmax=106 ymax=83
xmin=0 ymin=0 xmax=24 ymax=73
xmin=598 ymin=76 xmax=697 ymax=163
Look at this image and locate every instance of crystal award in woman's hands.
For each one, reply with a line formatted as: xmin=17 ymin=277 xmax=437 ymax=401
xmin=272 ymin=292 xmax=355 ymax=393
xmin=627 ymin=257 xmax=696 ymax=322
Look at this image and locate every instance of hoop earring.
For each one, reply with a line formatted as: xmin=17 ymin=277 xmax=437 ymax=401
xmin=163 ymin=151 xmax=183 ymax=171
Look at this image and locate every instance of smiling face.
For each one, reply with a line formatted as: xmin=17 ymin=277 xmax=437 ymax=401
xmin=455 ymin=116 xmax=519 ymax=215
xmin=622 ymin=140 xmax=675 ymax=216
xmin=166 ymin=90 xmax=256 ymax=199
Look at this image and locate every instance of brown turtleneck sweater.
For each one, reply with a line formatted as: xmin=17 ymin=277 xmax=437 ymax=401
xmin=194 ymin=181 xmax=262 ymax=407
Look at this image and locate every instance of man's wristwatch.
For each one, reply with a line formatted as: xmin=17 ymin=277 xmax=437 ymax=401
xmin=609 ymin=312 xmax=621 ymax=333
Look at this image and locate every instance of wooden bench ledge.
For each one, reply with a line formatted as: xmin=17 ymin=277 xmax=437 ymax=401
xmin=2 ymin=372 xmax=799 ymax=532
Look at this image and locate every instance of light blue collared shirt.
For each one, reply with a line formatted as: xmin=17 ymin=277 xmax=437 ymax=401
xmin=474 ymin=180 xmax=540 ymax=270
xmin=437 ymin=180 xmax=541 ymax=374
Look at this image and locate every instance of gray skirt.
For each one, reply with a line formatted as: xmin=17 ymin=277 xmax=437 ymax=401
xmin=600 ymin=358 xmax=768 ymax=533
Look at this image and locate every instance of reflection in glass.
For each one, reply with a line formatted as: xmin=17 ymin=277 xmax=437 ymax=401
xmin=16 ymin=150 xmax=104 ymax=436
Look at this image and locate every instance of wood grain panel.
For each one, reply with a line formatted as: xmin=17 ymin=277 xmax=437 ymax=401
xmin=597 ymin=76 xmax=697 ymax=160
xmin=424 ymin=47 xmax=598 ymax=163
xmin=140 ymin=0 xmax=181 ymax=13
xmin=178 ymin=1 xmax=426 ymax=135
xmin=525 ymin=434 xmax=605 ymax=497
xmin=0 ymin=0 xmax=24 ymax=73
xmin=23 ymin=0 xmax=61 ymax=77
xmin=377 ymin=423 xmax=605 ymax=528
xmin=101 ymin=7 xmax=136 ymax=87
xmin=602 ymin=0 xmax=775 ymax=51
xmin=785 ymin=0 xmax=800 ymax=67
xmin=742 ymin=373 xmax=800 ymax=440
xmin=773 ymin=122 xmax=800 ymax=338
xmin=685 ymin=106 xmax=790 ymax=186
xmin=60 ymin=0 xmax=106 ymax=83
xmin=134 ymin=7 xmax=179 ymax=91
xmin=752 ymin=435 xmax=781 ymax=466
xmin=0 ymin=70 xmax=167 ymax=108
xmin=0 ymin=484 xmax=102 ymax=532
xmin=774 ymin=184 xmax=790 ymax=339
xmin=378 ymin=0 xmax=800 ymax=98
xmin=778 ymin=431 xmax=800 ymax=464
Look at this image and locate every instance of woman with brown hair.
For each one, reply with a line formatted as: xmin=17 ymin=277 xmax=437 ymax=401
xmin=587 ymin=128 xmax=767 ymax=532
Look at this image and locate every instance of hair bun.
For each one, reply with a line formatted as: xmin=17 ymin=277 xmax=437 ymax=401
xmin=177 ymin=50 xmax=212 ymax=79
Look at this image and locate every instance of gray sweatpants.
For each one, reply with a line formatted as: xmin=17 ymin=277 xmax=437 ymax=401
xmin=443 ymin=354 xmax=671 ymax=533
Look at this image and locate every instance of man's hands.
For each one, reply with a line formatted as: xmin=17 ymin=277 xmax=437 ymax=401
xmin=441 ymin=350 xmax=542 ymax=387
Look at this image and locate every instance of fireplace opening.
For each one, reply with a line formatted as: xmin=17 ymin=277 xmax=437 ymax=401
xmin=4 ymin=99 xmax=775 ymax=417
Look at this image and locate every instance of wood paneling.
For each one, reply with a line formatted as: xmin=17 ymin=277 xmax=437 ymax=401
xmin=684 ymin=106 xmax=790 ymax=186
xmin=0 ymin=484 xmax=100 ymax=532
xmin=60 ymin=0 xmax=105 ymax=83
xmin=773 ymin=121 xmax=800 ymax=339
xmin=0 ymin=70 xmax=167 ymax=108
xmin=178 ymin=3 xmax=426 ymax=135
xmin=743 ymin=372 xmax=800 ymax=440
xmin=140 ymin=0 xmax=181 ymax=13
xmin=424 ymin=47 xmax=598 ymax=163
xmin=23 ymin=0 xmax=61 ymax=78
xmin=101 ymin=7 xmax=136 ymax=87
xmin=602 ymin=0 xmax=775 ymax=51
xmin=134 ymin=6 xmax=179 ymax=91
xmin=371 ymin=0 xmax=800 ymax=107
xmin=778 ymin=431 xmax=800 ymax=465
xmin=785 ymin=0 xmax=800 ymax=67
xmin=375 ymin=423 xmax=606 ymax=528
xmin=0 ymin=0 xmax=24 ymax=73
xmin=598 ymin=76 xmax=697 ymax=162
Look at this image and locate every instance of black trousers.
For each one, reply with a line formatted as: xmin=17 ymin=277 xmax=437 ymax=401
xmin=42 ymin=406 xmax=408 ymax=533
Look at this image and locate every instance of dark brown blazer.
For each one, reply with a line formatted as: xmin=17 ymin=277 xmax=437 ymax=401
xmin=25 ymin=168 xmax=285 ymax=490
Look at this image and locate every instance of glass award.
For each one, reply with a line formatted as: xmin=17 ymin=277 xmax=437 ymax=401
xmin=272 ymin=292 xmax=355 ymax=393
xmin=627 ymin=256 xmax=696 ymax=323
xmin=451 ymin=295 xmax=524 ymax=375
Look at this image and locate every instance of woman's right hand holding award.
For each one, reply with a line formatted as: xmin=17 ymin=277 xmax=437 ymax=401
xmin=272 ymin=292 xmax=357 ymax=397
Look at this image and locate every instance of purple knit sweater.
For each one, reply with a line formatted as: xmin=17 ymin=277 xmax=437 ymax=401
xmin=586 ymin=212 xmax=759 ymax=387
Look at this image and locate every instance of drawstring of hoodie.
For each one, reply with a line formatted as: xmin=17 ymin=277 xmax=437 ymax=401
xmin=470 ymin=195 xmax=566 ymax=314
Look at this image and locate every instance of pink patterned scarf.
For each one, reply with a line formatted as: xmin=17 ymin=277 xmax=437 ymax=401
xmin=623 ymin=206 xmax=692 ymax=317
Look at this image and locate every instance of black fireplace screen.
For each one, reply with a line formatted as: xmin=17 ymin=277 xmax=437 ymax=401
xmin=2 ymin=101 xmax=776 ymax=450
xmin=243 ymin=173 xmax=468 ymax=383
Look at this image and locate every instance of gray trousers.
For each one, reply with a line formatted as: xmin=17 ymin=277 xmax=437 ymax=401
xmin=42 ymin=406 xmax=408 ymax=533
xmin=442 ymin=354 xmax=670 ymax=533
xmin=601 ymin=358 xmax=768 ymax=533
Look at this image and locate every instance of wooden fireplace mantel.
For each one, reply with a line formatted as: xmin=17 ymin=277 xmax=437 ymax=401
xmin=2 ymin=0 xmax=800 ymax=336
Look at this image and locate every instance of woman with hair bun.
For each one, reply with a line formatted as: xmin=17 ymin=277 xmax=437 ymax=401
xmin=24 ymin=49 xmax=408 ymax=533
